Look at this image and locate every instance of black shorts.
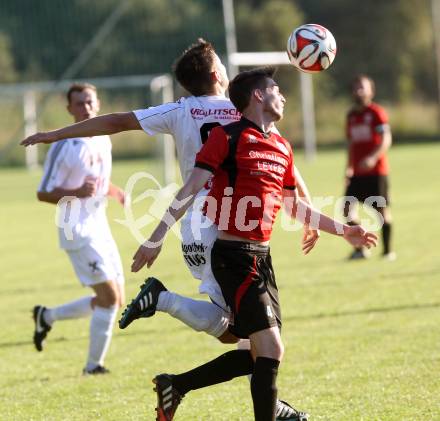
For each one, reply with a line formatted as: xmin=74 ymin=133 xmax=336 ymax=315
xmin=211 ymin=239 xmax=281 ymax=339
xmin=345 ymin=175 xmax=390 ymax=208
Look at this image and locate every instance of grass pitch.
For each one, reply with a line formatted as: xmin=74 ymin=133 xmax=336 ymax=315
xmin=1 ymin=144 xmax=439 ymax=420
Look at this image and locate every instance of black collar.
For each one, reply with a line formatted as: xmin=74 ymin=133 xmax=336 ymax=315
xmin=240 ymin=117 xmax=272 ymax=138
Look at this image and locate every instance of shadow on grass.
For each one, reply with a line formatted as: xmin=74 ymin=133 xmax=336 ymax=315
xmin=285 ymin=301 xmax=440 ymax=322
xmin=0 ymin=326 xmax=183 ymax=350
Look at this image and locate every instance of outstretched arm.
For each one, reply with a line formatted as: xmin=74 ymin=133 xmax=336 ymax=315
xmin=284 ymin=188 xmax=378 ymax=249
xmin=293 ymin=165 xmax=320 ymax=254
xmin=21 ymin=112 xmax=141 ymax=146
xmin=131 ymin=167 xmax=212 ymax=272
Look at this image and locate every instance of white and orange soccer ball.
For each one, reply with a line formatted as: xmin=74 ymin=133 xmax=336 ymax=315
xmin=287 ymin=24 xmax=337 ymax=73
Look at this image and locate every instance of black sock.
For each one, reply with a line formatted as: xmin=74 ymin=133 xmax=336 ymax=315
xmin=382 ymin=222 xmax=392 ymax=254
xmin=347 ymin=221 xmax=362 ymax=252
xmin=251 ymin=357 xmax=280 ymax=421
xmin=171 ymin=350 xmax=253 ymax=396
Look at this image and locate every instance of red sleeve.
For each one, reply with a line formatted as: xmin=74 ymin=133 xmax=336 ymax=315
xmin=195 ymin=126 xmax=229 ymax=173
xmin=283 ymin=144 xmax=296 ymax=190
xmin=373 ymin=104 xmax=388 ymax=126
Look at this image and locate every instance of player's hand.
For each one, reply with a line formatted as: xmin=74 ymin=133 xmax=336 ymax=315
xmin=131 ymin=242 xmax=162 ymax=272
xmin=343 ymin=225 xmax=378 ymax=249
xmin=116 ymin=189 xmax=126 ymax=206
xmin=302 ymin=225 xmax=320 ymax=255
xmin=20 ymin=131 xmax=58 ymax=146
xmin=359 ymin=156 xmax=377 ymax=171
xmin=111 ymin=186 xmax=126 ymax=206
xmin=131 ymin=223 xmax=167 ymax=272
xmin=76 ymin=176 xmax=97 ymax=198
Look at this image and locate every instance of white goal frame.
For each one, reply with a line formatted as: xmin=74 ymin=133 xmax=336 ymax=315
xmin=229 ymin=51 xmax=317 ymax=161
xmin=0 ymin=74 xmax=176 ymax=184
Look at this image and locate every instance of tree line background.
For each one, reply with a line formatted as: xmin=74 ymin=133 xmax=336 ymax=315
xmin=0 ymin=0 xmax=438 ymax=163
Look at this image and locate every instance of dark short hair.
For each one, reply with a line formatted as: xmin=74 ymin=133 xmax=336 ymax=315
xmin=66 ymin=82 xmax=97 ymax=104
xmin=228 ymin=67 xmax=276 ymax=112
xmin=351 ymin=74 xmax=375 ymax=93
xmin=173 ymin=39 xmax=217 ymax=96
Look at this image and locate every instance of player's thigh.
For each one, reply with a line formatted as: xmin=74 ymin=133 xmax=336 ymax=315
xmin=344 ymin=179 xmax=362 ymax=218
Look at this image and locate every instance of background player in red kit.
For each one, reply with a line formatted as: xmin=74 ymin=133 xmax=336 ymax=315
xmin=343 ymin=74 xmax=395 ymax=260
xmin=130 ymin=67 xmax=378 ymax=421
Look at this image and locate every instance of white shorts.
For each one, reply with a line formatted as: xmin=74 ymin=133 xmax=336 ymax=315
xmin=66 ymin=238 xmax=124 ymax=287
xmin=180 ymin=209 xmax=227 ymax=310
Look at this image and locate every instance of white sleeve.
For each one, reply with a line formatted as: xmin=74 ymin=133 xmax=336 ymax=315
xmin=38 ymin=141 xmax=73 ymax=192
xmin=133 ymin=100 xmax=182 ymax=136
xmin=38 ymin=140 xmax=89 ymax=192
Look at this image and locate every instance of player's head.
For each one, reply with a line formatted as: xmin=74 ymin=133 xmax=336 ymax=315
xmin=66 ymin=83 xmax=100 ymax=123
xmin=351 ymin=74 xmax=375 ymax=106
xmin=173 ymin=38 xmax=228 ymax=96
xmin=228 ymin=67 xmax=285 ymax=120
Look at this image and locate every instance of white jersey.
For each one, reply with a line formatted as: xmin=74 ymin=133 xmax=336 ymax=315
xmin=134 ymin=95 xmax=240 ymax=183
xmin=38 ymin=136 xmax=113 ymax=250
xmin=134 ymin=96 xmax=242 ymax=306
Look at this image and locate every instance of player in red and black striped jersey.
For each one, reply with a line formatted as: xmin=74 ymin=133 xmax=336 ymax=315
xmin=344 ymin=74 xmax=395 ymax=260
xmin=195 ymin=117 xmax=296 ymax=242
xmin=132 ymin=67 xmax=377 ymax=421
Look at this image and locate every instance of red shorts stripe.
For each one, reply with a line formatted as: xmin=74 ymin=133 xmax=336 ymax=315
xmin=234 ymin=255 xmax=257 ymax=313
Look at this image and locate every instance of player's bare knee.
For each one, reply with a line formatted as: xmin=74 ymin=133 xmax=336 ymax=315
xmin=277 ymin=341 xmax=285 ymax=360
xmin=92 ymin=281 xmax=119 ymax=308
xmin=268 ymin=340 xmax=284 ymax=361
xmin=250 ymin=328 xmax=284 ymax=361
xmin=381 ymin=207 xmax=392 ymax=223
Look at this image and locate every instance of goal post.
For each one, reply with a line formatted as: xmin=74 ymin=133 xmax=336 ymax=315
xmin=0 ymin=74 xmax=176 ymax=183
xmin=150 ymin=74 xmax=176 ymax=185
xmin=229 ymin=51 xmax=317 ymax=161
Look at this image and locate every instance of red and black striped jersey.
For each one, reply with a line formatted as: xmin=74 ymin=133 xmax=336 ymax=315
xmin=346 ymin=102 xmax=390 ymax=176
xmin=195 ymin=117 xmax=296 ymax=242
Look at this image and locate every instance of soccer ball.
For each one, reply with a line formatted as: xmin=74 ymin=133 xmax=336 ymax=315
xmin=287 ymin=24 xmax=337 ymax=73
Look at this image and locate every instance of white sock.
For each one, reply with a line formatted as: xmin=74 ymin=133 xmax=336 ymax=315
xmin=86 ymin=305 xmax=117 ymax=371
xmin=157 ymin=291 xmax=229 ymax=337
xmin=44 ymin=296 xmax=93 ymax=325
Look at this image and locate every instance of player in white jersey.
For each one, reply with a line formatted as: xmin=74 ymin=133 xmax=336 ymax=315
xmin=132 ymin=94 xmax=241 ymax=314
xmin=22 ymin=41 xmax=316 ymax=419
xmin=32 ymin=83 xmax=126 ymax=375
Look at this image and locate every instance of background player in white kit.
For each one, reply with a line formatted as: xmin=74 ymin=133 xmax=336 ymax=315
xmin=33 ymin=83 xmax=126 ymax=375
xmin=22 ymin=42 xmax=316 ymax=418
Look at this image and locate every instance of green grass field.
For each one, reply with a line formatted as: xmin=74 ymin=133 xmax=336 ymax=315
xmin=1 ymin=144 xmax=439 ymax=421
